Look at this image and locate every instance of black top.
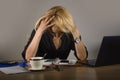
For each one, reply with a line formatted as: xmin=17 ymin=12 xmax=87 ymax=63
xmin=22 ymin=29 xmax=88 ymax=60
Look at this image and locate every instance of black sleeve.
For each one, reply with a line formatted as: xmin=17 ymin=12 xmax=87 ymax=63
xmin=21 ymin=29 xmax=36 ymax=60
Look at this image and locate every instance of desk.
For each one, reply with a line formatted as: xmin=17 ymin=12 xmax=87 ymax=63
xmin=0 ymin=64 xmax=120 ymax=80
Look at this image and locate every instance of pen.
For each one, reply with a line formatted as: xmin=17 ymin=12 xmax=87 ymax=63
xmin=42 ymin=53 xmax=47 ymax=59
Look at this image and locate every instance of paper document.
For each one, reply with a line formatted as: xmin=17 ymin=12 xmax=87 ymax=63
xmin=43 ymin=59 xmax=77 ymax=66
xmin=0 ymin=65 xmax=29 ymax=74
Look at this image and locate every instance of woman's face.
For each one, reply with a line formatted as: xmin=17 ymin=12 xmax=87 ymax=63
xmin=51 ymin=26 xmax=60 ymax=33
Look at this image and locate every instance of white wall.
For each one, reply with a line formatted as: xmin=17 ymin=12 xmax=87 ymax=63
xmin=0 ymin=0 xmax=120 ymax=60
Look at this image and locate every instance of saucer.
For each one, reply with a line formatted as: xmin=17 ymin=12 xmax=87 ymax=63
xmin=29 ymin=67 xmax=46 ymax=71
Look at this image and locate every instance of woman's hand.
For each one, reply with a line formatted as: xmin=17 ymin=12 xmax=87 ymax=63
xmin=37 ymin=16 xmax=55 ymax=32
xmin=72 ymin=28 xmax=80 ymax=40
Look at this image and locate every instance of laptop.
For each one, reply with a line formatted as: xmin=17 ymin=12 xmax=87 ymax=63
xmin=86 ymin=36 xmax=120 ymax=67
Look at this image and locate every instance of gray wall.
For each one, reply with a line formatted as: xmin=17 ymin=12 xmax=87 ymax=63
xmin=0 ymin=0 xmax=120 ymax=61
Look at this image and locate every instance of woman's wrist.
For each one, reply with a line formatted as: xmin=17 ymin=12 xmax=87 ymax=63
xmin=72 ymin=32 xmax=80 ymax=40
xmin=74 ymin=36 xmax=81 ymax=43
xmin=72 ymin=30 xmax=81 ymax=44
xmin=72 ymin=29 xmax=80 ymax=39
xmin=36 ymin=27 xmax=45 ymax=35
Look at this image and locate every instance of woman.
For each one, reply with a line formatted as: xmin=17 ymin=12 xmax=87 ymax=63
xmin=22 ymin=6 xmax=88 ymax=62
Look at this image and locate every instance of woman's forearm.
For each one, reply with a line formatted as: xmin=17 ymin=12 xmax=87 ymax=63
xmin=25 ymin=29 xmax=44 ymax=61
xmin=72 ymin=29 xmax=87 ymax=61
xmin=74 ymin=41 xmax=87 ymax=61
xmin=25 ymin=16 xmax=54 ymax=61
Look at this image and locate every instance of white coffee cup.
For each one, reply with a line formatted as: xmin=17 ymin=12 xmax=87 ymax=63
xmin=29 ymin=57 xmax=44 ymax=69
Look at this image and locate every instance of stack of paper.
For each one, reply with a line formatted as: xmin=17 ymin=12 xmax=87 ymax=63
xmin=0 ymin=65 xmax=29 ymax=74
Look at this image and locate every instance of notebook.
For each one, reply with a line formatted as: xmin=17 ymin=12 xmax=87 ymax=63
xmin=86 ymin=36 xmax=120 ymax=67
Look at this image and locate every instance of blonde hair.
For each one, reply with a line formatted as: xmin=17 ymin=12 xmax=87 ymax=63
xmin=35 ymin=6 xmax=77 ymax=33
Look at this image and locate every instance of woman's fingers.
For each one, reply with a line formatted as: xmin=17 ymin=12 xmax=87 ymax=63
xmin=39 ymin=16 xmax=55 ymax=30
xmin=47 ymin=23 xmax=54 ymax=28
xmin=46 ymin=16 xmax=55 ymax=24
xmin=47 ymin=16 xmax=55 ymax=23
xmin=44 ymin=17 xmax=49 ymax=22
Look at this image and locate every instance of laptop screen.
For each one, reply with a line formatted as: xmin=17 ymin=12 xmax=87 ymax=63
xmin=96 ymin=36 xmax=120 ymax=66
